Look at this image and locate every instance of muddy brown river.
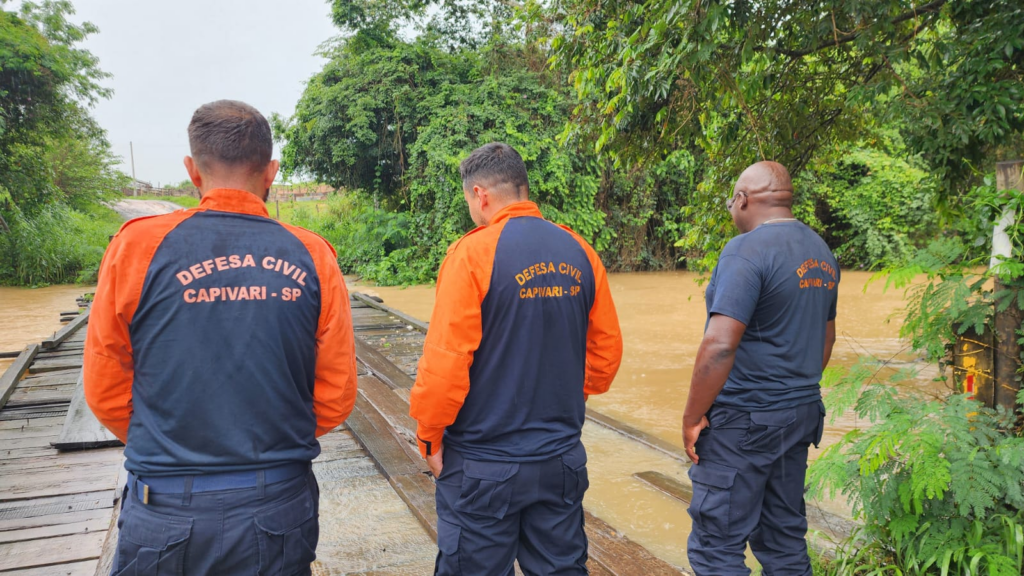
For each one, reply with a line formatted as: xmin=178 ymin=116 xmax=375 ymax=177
xmin=0 ymin=271 xmax=925 ymax=570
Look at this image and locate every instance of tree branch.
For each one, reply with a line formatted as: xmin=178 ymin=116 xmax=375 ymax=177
xmin=760 ymin=0 xmax=947 ymax=59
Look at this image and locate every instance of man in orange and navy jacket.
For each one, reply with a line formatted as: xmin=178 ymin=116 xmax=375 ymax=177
xmin=409 ymin=142 xmax=623 ymax=575
xmin=84 ymin=100 xmax=357 ymax=575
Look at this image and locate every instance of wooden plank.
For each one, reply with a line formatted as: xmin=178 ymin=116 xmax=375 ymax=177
xmin=346 ymin=399 xmax=436 ymax=540
xmin=347 ymin=398 xmax=425 ymax=479
xmin=4 ymin=386 xmax=75 ymax=408
xmin=27 ymin=361 xmax=82 ymax=375
xmin=634 ymin=471 xmax=693 ymax=503
xmin=0 ymin=421 xmax=62 ymax=440
xmin=0 ymin=531 xmax=105 ymax=570
xmin=0 ymin=345 xmax=40 ymax=410
xmin=0 ymin=462 xmax=120 ymax=502
xmin=41 ymin=310 xmax=89 ymax=350
xmin=15 ymin=372 xmax=79 ymax=388
xmin=0 ymin=491 xmax=112 ymax=521
xmin=585 ymin=409 xmax=689 ymax=465
xmin=355 ymin=338 xmax=415 ymax=391
xmin=352 ymin=292 xmax=429 ymax=334
xmin=0 ymin=351 xmax=21 ymax=360
xmin=0 ymin=507 xmax=110 ymax=533
xmin=0 ymin=406 xmax=69 ymax=422
xmin=53 ymin=373 xmax=121 ymax=451
xmin=4 ymin=559 xmax=98 ymax=576
xmin=0 ymin=516 xmax=109 ymax=544
xmin=357 ymin=375 xmax=417 ymax=441
xmin=0 ymin=416 xmax=64 ymax=431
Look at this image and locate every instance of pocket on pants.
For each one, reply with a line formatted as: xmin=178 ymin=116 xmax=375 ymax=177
xmin=254 ymin=484 xmax=318 ymax=575
xmin=687 ymin=461 xmax=738 ymax=539
xmin=739 ymin=409 xmax=796 ymax=453
xmin=814 ymin=400 xmax=826 ymax=448
xmin=115 ymin=501 xmax=193 ymax=576
xmin=454 ymin=459 xmax=520 ymax=519
xmin=435 ymin=517 xmax=462 ymax=575
xmin=560 ymin=443 xmax=589 ymax=505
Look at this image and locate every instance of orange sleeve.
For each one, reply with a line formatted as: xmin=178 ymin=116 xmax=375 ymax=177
xmin=567 ymin=230 xmax=623 ymax=398
xmin=83 ymin=235 xmax=134 ymax=443
xmin=84 ymin=213 xmax=193 ymax=443
xmin=408 ymin=229 xmax=495 ymax=457
xmin=282 ymin=224 xmax=358 ymax=437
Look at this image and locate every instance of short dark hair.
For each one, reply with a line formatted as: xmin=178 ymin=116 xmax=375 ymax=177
xmin=188 ymin=100 xmax=272 ymax=173
xmin=459 ymin=142 xmax=529 ymax=198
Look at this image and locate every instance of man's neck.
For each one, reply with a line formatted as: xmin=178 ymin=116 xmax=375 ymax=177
xmin=750 ymin=209 xmax=796 ymax=228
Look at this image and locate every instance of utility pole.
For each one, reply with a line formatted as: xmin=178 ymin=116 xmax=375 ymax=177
xmin=130 ymin=141 xmax=137 ymax=197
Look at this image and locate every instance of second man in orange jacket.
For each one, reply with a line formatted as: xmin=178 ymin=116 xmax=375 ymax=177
xmin=409 ymin=142 xmax=623 ymax=575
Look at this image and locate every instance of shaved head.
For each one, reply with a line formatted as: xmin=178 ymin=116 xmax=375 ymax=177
xmin=735 ymin=161 xmax=794 ymax=209
xmin=728 ymin=161 xmax=797 ymax=232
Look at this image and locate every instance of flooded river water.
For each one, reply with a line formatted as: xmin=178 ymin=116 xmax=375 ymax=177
xmin=0 ymin=272 xmax=924 ymax=570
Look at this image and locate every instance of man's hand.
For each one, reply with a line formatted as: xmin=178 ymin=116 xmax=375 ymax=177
xmin=426 ymin=445 xmax=444 ymax=478
xmin=682 ymin=416 xmax=710 ymax=464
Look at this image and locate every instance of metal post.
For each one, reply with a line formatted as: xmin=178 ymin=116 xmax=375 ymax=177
xmin=130 ymin=141 xmax=137 ymax=197
xmin=992 ymin=161 xmax=1023 ymax=414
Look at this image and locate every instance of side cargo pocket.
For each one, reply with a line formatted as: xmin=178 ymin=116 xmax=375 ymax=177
xmin=687 ymin=461 xmax=738 ymax=539
xmin=254 ymin=485 xmax=318 ymax=576
xmin=560 ymin=443 xmax=590 ymax=505
xmin=434 ymin=518 xmax=462 ymax=575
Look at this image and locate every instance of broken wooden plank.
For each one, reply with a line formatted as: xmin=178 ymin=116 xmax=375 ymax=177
xmin=0 ymin=345 xmax=40 ymax=410
xmin=352 ymin=292 xmax=429 ymax=334
xmin=53 ymin=373 xmax=121 ymax=451
xmin=634 ymin=470 xmax=693 ymax=504
xmin=41 ymin=309 xmax=89 ymax=350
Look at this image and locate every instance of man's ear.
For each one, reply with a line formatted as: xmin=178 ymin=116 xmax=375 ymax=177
xmin=473 ymin=184 xmax=488 ymax=209
xmin=263 ymin=160 xmax=280 ymax=189
xmin=184 ymin=156 xmax=202 ymax=188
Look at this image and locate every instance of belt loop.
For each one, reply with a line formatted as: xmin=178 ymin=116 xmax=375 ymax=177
xmin=257 ymin=470 xmax=266 ymax=499
xmin=182 ymin=476 xmax=194 ymax=507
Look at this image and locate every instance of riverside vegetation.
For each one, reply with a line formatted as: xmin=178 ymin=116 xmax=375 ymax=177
xmin=2 ymin=0 xmax=1023 ymax=572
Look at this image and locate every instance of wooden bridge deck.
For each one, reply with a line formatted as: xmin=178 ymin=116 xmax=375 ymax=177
xmin=0 ymin=292 xmax=689 ymax=575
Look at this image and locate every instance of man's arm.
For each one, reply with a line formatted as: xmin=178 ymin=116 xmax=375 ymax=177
xmin=823 ymin=320 xmax=836 ymax=370
xmin=408 ymin=242 xmax=490 ymax=463
xmin=311 ymin=257 xmax=358 ymax=437
xmin=581 ymin=245 xmax=623 ymax=398
xmin=83 ymin=237 xmax=134 ymax=443
xmin=682 ymin=314 xmax=747 ymax=464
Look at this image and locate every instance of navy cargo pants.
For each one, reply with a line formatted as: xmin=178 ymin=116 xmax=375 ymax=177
xmin=687 ymin=400 xmax=825 ymax=576
xmin=434 ymin=442 xmax=590 ymax=575
xmin=110 ymin=464 xmax=318 ymax=575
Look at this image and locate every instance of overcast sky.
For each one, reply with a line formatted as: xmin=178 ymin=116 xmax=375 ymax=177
xmin=66 ymin=0 xmax=339 ymax=186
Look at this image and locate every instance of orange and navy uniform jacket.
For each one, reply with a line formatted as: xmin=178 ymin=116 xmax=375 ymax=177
xmin=409 ymin=201 xmax=623 ymax=461
xmin=83 ymin=188 xmax=358 ymax=476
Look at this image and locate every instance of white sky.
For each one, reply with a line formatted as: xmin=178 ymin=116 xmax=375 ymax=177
xmin=66 ymin=0 xmax=339 ymax=186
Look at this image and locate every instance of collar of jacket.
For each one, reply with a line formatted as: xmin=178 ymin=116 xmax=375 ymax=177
xmin=198 ymin=188 xmax=270 ymax=217
xmin=490 ymin=201 xmax=542 ymax=226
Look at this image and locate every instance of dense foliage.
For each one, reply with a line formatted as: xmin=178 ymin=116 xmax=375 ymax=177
xmin=0 ymin=1 xmax=126 ymax=285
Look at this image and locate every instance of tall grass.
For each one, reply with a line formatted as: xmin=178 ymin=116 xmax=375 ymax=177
xmin=0 ymin=203 xmax=122 ymax=286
